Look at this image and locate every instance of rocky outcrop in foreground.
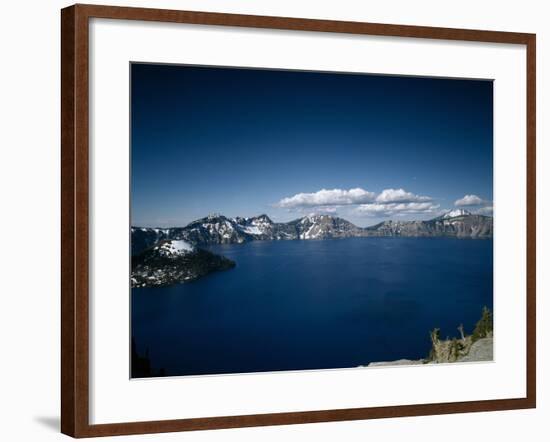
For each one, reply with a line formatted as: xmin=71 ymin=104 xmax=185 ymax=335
xmin=457 ymin=337 xmax=493 ymax=362
xmin=367 ymin=337 xmax=493 ymax=367
xmin=367 ymin=307 xmax=494 ymax=367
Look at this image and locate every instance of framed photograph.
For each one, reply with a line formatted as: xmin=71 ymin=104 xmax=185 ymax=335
xmin=61 ymin=4 xmax=536 ymax=438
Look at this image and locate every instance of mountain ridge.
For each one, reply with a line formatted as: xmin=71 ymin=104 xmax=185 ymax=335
xmin=131 ymin=211 xmax=493 ymax=255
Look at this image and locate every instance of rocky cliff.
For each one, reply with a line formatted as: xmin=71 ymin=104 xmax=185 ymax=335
xmin=132 ymin=211 xmax=493 ymax=254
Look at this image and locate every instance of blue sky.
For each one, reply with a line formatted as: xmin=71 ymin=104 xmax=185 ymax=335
xmin=131 ymin=64 xmax=493 ymax=227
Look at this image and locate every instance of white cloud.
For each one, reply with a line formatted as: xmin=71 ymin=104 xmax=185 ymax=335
xmin=375 ymin=188 xmax=432 ymax=203
xmin=275 ymin=188 xmax=375 ymax=209
xmin=315 ymin=206 xmax=338 ymax=213
xmin=302 ymin=206 xmax=339 ymax=216
xmin=474 ymin=206 xmax=494 ymax=216
xmin=355 ymin=202 xmax=440 ymax=217
xmin=275 ymin=187 xmax=492 ymax=219
xmin=454 ymin=195 xmax=493 ymax=216
xmin=454 ymin=194 xmax=484 ymax=206
xmin=275 ymin=187 xmax=442 ymax=217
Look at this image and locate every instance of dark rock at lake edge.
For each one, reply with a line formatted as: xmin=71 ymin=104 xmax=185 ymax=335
xmin=131 ymin=210 xmax=493 ymax=255
xmin=131 ymin=239 xmax=235 ymax=288
xmin=131 ymin=337 xmax=166 ymax=378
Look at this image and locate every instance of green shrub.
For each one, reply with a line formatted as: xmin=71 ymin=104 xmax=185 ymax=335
xmin=472 ymin=306 xmax=493 ymax=342
xmin=449 ymin=338 xmax=462 ymax=361
xmin=425 ymin=328 xmax=440 ymax=362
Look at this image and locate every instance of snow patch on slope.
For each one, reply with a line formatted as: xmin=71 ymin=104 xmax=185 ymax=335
xmin=155 ymin=240 xmax=194 ymax=257
xmin=242 ymin=225 xmax=263 ymax=235
xmin=442 ymin=209 xmax=472 ymax=219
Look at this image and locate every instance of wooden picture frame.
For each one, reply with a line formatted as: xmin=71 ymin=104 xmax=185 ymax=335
xmin=61 ymin=3 xmax=536 ymax=437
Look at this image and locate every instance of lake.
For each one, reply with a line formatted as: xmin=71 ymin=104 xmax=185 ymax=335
xmin=131 ymin=237 xmax=493 ymax=377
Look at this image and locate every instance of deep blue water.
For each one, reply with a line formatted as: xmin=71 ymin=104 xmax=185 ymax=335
xmin=131 ymin=238 xmax=493 ymax=377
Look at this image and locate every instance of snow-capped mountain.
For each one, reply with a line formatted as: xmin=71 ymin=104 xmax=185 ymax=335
xmin=131 ymin=212 xmax=493 ymax=287
xmin=364 ymin=214 xmax=492 ymax=238
xmin=131 ymin=211 xmax=493 ymax=255
xmin=439 ymin=209 xmax=472 ymax=219
xmin=290 ymin=214 xmax=364 ymax=240
xmin=233 ymin=214 xmax=278 ymax=239
xmin=131 ymin=227 xmax=171 ymax=255
xmin=180 ymin=214 xmax=250 ymax=245
xmin=184 ymin=214 xmax=366 ymax=243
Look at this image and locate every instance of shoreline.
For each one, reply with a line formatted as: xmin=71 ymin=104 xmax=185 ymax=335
xmin=366 ymin=336 xmax=493 ymax=367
